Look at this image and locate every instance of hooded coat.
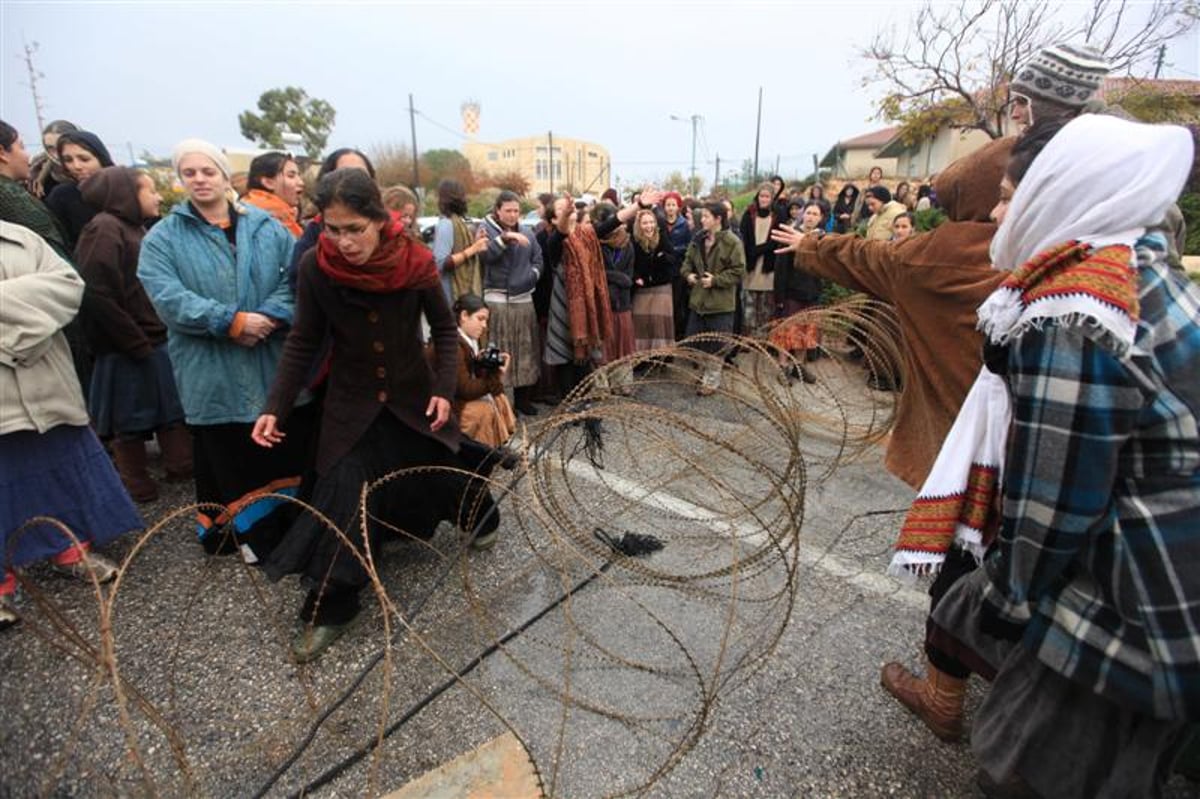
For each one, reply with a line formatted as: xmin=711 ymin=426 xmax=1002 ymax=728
xmin=793 ymin=137 xmax=1014 ymax=489
xmin=75 ymin=167 xmax=167 ymax=359
xmin=44 ymin=131 xmax=115 ymax=247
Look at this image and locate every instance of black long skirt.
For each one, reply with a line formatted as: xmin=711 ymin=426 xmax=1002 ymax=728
xmin=263 ymin=411 xmax=499 ymax=624
xmin=192 ymin=401 xmax=318 ymax=559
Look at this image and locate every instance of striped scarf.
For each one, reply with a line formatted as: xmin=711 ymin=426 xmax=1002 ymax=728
xmin=888 ymin=241 xmax=1138 ymax=579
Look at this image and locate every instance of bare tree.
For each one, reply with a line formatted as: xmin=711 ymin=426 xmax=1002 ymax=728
xmin=862 ymin=0 xmax=1198 ymax=141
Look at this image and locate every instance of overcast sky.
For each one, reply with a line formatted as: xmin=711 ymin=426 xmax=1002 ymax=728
xmin=2 ymin=1 xmax=1197 ymax=191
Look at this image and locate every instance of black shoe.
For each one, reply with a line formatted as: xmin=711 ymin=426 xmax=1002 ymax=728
xmin=516 ymin=401 xmax=539 ymax=416
xmin=496 ymin=446 xmax=520 ymax=471
xmin=975 ymin=770 xmax=1039 ymax=799
xmin=806 ymin=349 xmax=823 ymax=362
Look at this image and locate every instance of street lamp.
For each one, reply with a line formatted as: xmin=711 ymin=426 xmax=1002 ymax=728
xmin=670 ymin=113 xmax=701 ymax=194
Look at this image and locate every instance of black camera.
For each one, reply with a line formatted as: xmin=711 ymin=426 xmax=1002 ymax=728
xmin=473 ymin=343 xmax=505 ymax=375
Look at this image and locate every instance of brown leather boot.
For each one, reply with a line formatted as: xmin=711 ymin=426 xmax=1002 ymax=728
xmin=880 ymin=660 xmax=966 ymax=742
xmin=111 ymin=439 xmax=159 ymax=503
xmin=156 ymin=424 xmax=193 ymax=482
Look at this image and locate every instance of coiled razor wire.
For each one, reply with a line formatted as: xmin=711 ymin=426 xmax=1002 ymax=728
xmin=0 ymin=299 xmax=904 ymax=797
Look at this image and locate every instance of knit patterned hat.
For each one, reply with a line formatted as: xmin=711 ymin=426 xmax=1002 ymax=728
xmin=1010 ymin=44 xmax=1111 ymax=109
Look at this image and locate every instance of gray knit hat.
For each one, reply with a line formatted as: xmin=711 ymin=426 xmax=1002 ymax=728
xmin=1010 ymin=43 xmax=1111 ymax=108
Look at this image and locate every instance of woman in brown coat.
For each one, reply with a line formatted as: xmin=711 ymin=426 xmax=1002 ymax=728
xmin=449 ymin=293 xmax=516 ymax=447
xmin=253 ymin=169 xmax=498 ymax=663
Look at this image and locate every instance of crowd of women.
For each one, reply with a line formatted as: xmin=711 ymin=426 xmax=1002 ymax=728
xmin=2 ymin=35 xmax=1199 ymax=791
xmin=0 ymin=116 xmax=906 ymax=660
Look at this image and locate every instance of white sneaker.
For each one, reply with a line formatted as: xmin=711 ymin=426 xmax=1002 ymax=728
xmin=51 ymin=552 xmax=119 ymax=584
xmin=0 ymin=595 xmax=18 ymax=629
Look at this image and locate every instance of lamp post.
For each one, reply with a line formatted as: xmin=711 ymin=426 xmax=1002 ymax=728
xmin=670 ymin=113 xmax=701 ymax=194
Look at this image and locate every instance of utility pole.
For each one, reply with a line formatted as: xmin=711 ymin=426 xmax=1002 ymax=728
xmin=21 ymin=39 xmax=47 ymax=133
xmin=1154 ymin=44 xmax=1166 ymax=78
xmin=774 ymin=154 xmax=780 ymax=177
xmin=752 ymin=86 xmax=763 ymax=184
xmin=687 ymin=116 xmax=698 ymax=194
xmin=408 ymin=93 xmax=420 ymax=190
xmin=548 ymin=130 xmax=554 ymax=194
xmin=714 ymin=154 xmax=720 ymax=191
xmin=812 ymin=154 xmax=820 ymax=186
xmin=670 ymin=113 xmax=701 ymax=194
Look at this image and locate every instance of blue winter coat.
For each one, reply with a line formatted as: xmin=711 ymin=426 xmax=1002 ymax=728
xmin=138 ymin=201 xmax=295 ymax=425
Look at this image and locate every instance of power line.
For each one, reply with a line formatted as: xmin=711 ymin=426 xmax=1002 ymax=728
xmin=413 ymin=109 xmax=472 ymax=141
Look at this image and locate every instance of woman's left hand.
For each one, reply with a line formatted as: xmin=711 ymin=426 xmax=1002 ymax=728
xmin=426 ymin=396 xmax=451 ymax=432
xmin=499 ymin=352 xmax=511 ymax=375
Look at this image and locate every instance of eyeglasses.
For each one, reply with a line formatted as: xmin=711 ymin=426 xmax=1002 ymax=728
xmin=322 ymin=222 xmax=372 ymax=240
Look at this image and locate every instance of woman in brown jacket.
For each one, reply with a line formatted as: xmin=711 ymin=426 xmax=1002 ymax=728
xmin=252 ymin=169 xmax=498 ymax=663
xmin=449 ymin=293 xmax=516 ymax=448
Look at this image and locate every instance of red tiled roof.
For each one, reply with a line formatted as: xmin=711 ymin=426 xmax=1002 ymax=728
xmin=1102 ymin=77 xmax=1200 ymax=97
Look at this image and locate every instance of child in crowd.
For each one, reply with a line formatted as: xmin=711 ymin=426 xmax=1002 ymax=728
xmin=891 ymin=212 xmax=915 ymax=242
xmin=76 ymin=166 xmax=191 ymax=502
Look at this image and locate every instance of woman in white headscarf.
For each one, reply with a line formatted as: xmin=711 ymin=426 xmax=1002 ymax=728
xmin=904 ymin=114 xmax=1198 ymax=797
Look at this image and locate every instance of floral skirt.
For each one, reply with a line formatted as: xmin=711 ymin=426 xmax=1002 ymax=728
xmin=769 ymin=299 xmax=822 ymax=352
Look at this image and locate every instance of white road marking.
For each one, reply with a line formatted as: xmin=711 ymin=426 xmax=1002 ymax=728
xmin=555 ymin=458 xmax=928 ymax=611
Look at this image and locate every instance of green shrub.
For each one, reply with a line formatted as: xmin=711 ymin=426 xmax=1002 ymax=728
xmin=914 ymin=207 xmax=947 ymax=231
xmin=820 ymin=281 xmax=856 ymax=306
xmin=467 ymin=187 xmax=501 ymax=219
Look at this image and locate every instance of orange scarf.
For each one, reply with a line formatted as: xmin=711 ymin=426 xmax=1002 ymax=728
xmin=243 ymin=189 xmax=303 ymax=238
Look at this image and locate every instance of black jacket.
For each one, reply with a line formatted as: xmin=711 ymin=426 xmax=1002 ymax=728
xmin=739 ymin=207 xmax=779 ymax=274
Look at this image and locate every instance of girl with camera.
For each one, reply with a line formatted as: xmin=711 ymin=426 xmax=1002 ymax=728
xmin=450 ymin=293 xmax=516 ymax=448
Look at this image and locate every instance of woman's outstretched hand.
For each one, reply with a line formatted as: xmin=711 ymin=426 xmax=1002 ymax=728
xmin=771 ymin=224 xmax=806 ymax=255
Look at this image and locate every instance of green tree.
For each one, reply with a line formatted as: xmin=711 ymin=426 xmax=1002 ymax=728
xmin=239 ymin=86 xmax=336 ymax=159
xmin=420 ymin=148 xmax=473 ymax=190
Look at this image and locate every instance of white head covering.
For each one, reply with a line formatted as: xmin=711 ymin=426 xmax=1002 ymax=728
xmin=989 ymin=114 xmax=1193 ymax=274
xmin=171 ymin=138 xmax=232 ymax=181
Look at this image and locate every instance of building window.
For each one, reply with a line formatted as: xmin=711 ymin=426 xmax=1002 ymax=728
xmin=487 ymin=152 xmax=498 ymax=161
xmin=587 ymin=150 xmax=598 ymax=158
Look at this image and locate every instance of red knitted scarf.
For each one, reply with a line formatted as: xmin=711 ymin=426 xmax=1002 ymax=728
xmin=315 ymin=219 xmax=438 ymax=293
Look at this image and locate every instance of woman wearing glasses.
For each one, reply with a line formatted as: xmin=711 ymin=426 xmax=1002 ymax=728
xmin=138 ymin=139 xmax=314 ymax=560
xmin=253 ymin=168 xmax=499 ymax=663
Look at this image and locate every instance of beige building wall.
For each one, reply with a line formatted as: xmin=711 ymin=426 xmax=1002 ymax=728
xmin=893 ymin=127 xmax=994 ymax=179
xmin=463 ymin=135 xmax=611 ymax=195
xmin=838 ymin=149 xmax=898 ymax=180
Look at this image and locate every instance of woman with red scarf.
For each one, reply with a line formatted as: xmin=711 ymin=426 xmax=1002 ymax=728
xmin=252 ymin=169 xmax=499 ymax=663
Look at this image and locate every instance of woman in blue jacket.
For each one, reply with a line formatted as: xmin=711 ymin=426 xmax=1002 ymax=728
xmin=138 ymin=139 xmax=314 ymax=559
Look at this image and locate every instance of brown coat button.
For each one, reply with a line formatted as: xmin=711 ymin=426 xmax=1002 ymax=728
xmin=377 ymin=390 xmax=388 ymax=403
xmin=376 ymin=366 xmax=387 ymax=379
xmin=373 ymin=340 xmax=384 ymax=353
xmin=367 ymin=311 xmax=380 ymax=323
